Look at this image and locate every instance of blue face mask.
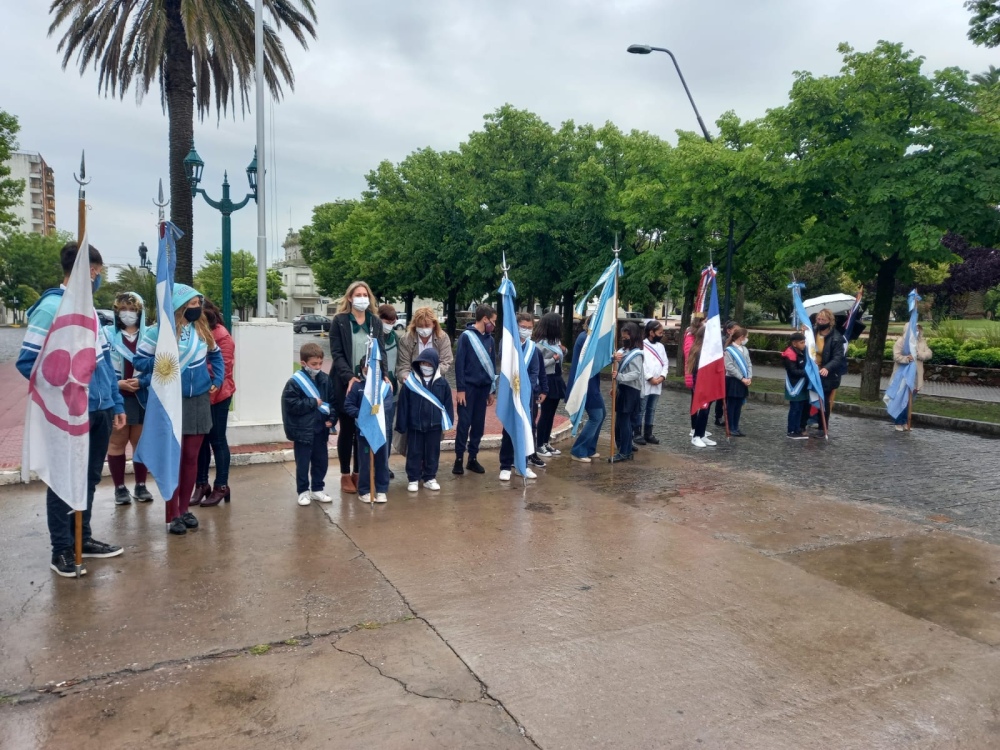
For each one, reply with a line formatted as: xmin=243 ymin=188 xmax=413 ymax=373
xmin=92 ymin=274 xmax=102 ymax=293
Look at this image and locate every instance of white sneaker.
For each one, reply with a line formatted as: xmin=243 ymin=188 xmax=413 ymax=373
xmin=359 ymin=493 xmax=372 ymax=503
xmin=311 ymin=491 xmax=332 ymax=503
xmin=691 ymin=437 xmax=706 ymax=448
xmin=545 ymin=444 xmax=561 ymax=456
xmin=589 ymin=453 xmax=600 ymax=459
xmin=570 ymin=455 xmax=591 ymax=463
xmin=297 ymin=492 xmax=312 ymax=506
xmin=689 ymin=429 xmax=695 ymax=437
xmin=702 ymin=437 xmax=717 ymax=446
xmin=424 ymin=479 xmax=440 ymax=491
xmin=499 ymin=469 xmax=512 ymax=481
xmin=705 ymin=431 xmax=713 ymax=438
xmin=515 ymin=468 xmax=538 ymax=479
xmin=407 ymin=481 xmax=419 ymax=492
xmin=375 ymin=492 xmax=388 ymax=504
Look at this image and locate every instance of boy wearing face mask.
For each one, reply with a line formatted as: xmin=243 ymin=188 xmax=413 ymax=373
xmin=498 ymin=313 xmax=547 ymax=480
xmin=395 ymin=347 xmax=453 ymax=492
xmin=453 ymin=304 xmax=498 ymax=475
xmin=282 ymin=343 xmax=336 ymax=506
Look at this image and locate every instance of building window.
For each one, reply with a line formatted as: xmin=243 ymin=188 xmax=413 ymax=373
xmin=302 ymin=306 xmax=314 ymax=314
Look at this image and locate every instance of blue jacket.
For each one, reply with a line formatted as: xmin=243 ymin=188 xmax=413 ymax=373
xmin=454 ymin=323 xmax=496 ymax=392
xmin=282 ymin=370 xmax=336 ymax=443
xmin=504 ymin=339 xmax=546 ymax=395
xmin=342 ymin=376 xmax=396 ymax=423
xmin=104 ymin=323 xmax=152 ymax=409
xmin=16 ymin=288 xmax=125 ymax=415
xmin=134 ymin=323 xmax=224 ymax=398
xmin=567 ymin=330 xmax=604 ymax=410
xmin=395 ymin=348 xmax=454 ymax=433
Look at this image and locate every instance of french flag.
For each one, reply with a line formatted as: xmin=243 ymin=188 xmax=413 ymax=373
xmin=691 ymin=271 xmax=726 ymax=414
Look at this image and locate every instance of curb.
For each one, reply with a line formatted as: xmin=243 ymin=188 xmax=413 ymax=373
xmin=0 ymin=419 xmax=575 ymax=487
xmin=663 ymin=380 xmax=1000 ymax=438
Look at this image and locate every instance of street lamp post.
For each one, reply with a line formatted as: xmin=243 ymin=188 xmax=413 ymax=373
xmin=628 ymin=44 xmax=736 ymax=320
xmin=183 ymin=141 xmax=258 ymax=330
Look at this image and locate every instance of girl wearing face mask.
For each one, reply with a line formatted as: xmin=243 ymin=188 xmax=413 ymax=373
xmin=609 ymin=321 xmax=644 ymax=463
xmin=396 ymin=307 xmax=454 ymax=384
xmin=193 ymin=298 xmax=237 ymax=507
xmin=802 ymin=308 xmax=846 ymax=434
xmin=105 ymin=292 xmax=154 ymax=505
xmin=329 ymin=281 xmax=388 ymax=494
xmin=638 ymin=319 xmax=668 ymax=445
xmin=394 ymin=347 xmax=453 ymax=493
xmin=723 ymin=326 xmax=752 ymax=437
xmin=533 ymin=312 xmax=566 ymax=458
xmin=134 ymin=285 xmax=224 ymax=535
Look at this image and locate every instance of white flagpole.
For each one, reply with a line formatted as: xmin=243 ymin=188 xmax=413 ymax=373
xmin=254 ymin=0 xmax=267 ymax=318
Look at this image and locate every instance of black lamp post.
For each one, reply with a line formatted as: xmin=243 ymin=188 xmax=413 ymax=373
xmin=183 ymin=140 xmax=258 ymax=330
xmin=628 ymin=44 xmax=736 ymax=320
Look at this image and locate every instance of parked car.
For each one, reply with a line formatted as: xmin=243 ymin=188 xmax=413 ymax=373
xmin=292 ymin=314 xmax=331 ymax=333
xmin=394 ymin=313 xmax=408 ymax=331
xmin=96 ymin=309 xmax=115 ymax=327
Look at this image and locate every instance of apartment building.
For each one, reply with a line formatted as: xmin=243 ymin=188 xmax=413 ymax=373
xmin=6 ymin=151 xmax=56 ymax=235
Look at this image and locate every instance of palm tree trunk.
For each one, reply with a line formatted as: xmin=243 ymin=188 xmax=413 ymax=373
xmin=165 ymin=0 xmax=195 ymax=284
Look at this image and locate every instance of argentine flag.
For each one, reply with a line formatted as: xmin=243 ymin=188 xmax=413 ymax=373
xmin=884 ymin=289 xmax=921 ymax=420
xmin=789 ymin=281 xmax=827 ymax=416
xmin=565 ymin=258 xmax=622 ymax=434
xmin=134 ymin=222 xmax=183 ymax=500
xmin=496 ymin=276 xmax=534 ymax=477
xmin=356 ymin=338 xmax=389 ymax=452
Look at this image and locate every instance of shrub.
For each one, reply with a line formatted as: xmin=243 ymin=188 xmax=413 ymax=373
xmin=928 ymin=337 xmax=959 ymax=365
xmin=847 ymin=341 xmax=866 ymax=359
xmin=935 ymin=320 xmax=971 ymax=343
xmin=959 ymin=338 xmax=990 ymax=352
xmin=741 ymin=302 xmax=763 ymax=328
xmin=957 ymin=347 xmax=1000 ymax=368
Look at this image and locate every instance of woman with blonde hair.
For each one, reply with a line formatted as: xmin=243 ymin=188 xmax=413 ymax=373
xmin=329 ymin=280 xmax=388 ymax=494
xmin=134 ymin=284 xmax=223 ymax=534
xmin=395 ymin=307 xmax=453 ymax=384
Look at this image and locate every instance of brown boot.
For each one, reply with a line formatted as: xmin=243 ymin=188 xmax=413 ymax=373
xmin=341 ymin=474 xmax=357 ymax=494
xmin=190 ymin=482 xmax=210 ymax=507
xmin=201 ymin=485 xmax=230 ymax=507
xmin=350 ymin=472 xmax=359 ymax=490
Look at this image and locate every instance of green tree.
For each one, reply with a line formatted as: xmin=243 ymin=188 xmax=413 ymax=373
xmin=194 ymin=249 xmax=283 ymax=320
xmin=966 ymin=1 xmax=1000 ymax=47
xmin=48 ymin=0 xmax=317 ymax=284
xmin=0 ymin=109 xmax=23 ymax=235
xmin=0 ymin=231 xmax=69 ymax=312
xmin=764 ymin=42 xmax=1000 ymax=400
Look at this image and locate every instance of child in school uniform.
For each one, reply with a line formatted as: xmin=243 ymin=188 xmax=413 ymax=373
xmin=343 ymin=355 xmax=394 ymax=503
xmin=782 ymin=332 xmax=810 ymax=439
xmin=609 ymin=321 xmax=644 ymax=463
xmin=498 ymin=313 xmax=546 ymax=481
xmin=395 ymin=347 xmax=454 ymax=493
xmin=723 ymin=326 xmax=752 ymax=436
xmin=282 ymin=342 xmax=336 ymax=506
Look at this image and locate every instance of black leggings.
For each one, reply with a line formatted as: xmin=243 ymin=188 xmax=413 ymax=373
xmin=337 ymin=413 xmax=360 ymax=475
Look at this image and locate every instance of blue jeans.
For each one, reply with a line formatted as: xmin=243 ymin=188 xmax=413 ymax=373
xmin=787 ymin=400 xmax=806 ymax=434
xmin=572 ymin=405 xmax=605 ymax=458
xmin=642 ymin=394 xmax=659 ymax=430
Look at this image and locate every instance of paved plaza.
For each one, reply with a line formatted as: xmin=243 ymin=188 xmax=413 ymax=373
xmin=1 ymin=387 xmax=999 ymax=749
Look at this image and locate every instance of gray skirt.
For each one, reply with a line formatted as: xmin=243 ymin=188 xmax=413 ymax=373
xmin=182 ymin=392 xmax=213 ymax=435
xmin=123 ymin=395 xmax=145 ymax=425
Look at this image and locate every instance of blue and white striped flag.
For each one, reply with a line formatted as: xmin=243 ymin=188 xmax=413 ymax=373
xmin=134 ymin=222 xmax=183 ymax=500
xmin=884 ymin=289 xmax=921 ymax=420
xmin=356 ymin=337 xmax=388 ymax=452
xmin=497 ymin=276 xmax=534 ymax=477
xmin=789 ymin=281 xmax=826 ymax=416
xmin=565 ymin=258 xmax=622 ymax=435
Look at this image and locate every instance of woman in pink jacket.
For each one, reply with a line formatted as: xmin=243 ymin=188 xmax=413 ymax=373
xmin=683 ymin=313 xmax=705 ymax=435
xmin=193 ymin=299 xmax=236 ymax=507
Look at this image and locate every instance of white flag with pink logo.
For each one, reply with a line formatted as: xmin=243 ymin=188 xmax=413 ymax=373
xmin=21 ymin=234 xmax=100 ymax=510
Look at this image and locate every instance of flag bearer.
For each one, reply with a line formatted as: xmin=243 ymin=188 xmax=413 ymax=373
xmin=498 ymin=312 xmax=546 ymax=480
xmin=609 ymin=321 xmax=644 ymax=463
xmin=343 ymin=351 xmax=393 ymax=504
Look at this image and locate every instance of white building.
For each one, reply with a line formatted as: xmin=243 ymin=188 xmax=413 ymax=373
xmin=4 ymin=151 xmax=56 ymax=235
xmin=274 ymin=229 xmax=330 ymax=321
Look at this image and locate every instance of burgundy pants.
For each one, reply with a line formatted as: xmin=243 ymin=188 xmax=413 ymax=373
xmin=165 ymin=434 xmax=206 ymax=523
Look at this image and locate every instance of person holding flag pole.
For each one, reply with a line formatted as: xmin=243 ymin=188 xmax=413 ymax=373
xmin=344 ymin=337 xmax=393 ymax=503
xmin=17 ymin=152 xmax=126 ymax=577
xmin=885 ymin=289 xmax=932 ymax=432
xmin=789 ymin=281 xmax=831 ymax=439
xmin=689 ymin=266 xmax=727 ymax=446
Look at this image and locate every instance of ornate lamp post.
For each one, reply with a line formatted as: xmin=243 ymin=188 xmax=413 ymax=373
xmin=183 ymin=141 xmax=258 ymax=330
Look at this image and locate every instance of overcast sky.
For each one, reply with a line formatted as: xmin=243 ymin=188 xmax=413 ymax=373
xmin=1 ymin=1 xmax=996 ymax=272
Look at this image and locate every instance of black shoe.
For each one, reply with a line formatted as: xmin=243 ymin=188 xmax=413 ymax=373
xmin=168 ymin=518 xmax=187 ymax=535
xmin=181 ymin=512 xmax=199 ymax=529
xmin=452 ymin=459 xmax=465 ymax=475
xmin=787 ymin=432 xmax=808 ymax=440
xmin=82 ymin=538 xmax=123 ymax=558
xmin=714 ymin=419 xmax=725 ymax=427
xmin=644 ymin=433 xmax=660 ymax=445
xmin=133 ymin=483 xmax=154 ymax=502
xmin=528 ymin=455 xmax=546 ymax=468
xmin=731 ymin=430 xmax=746 ymax=437
xmin=607 ymin=453 xmax=629 ymax=464
xmin=114 ymin=485 xmax=132 ymax=505
xmin=51 ymin=548 xmax=86 ymax=577
xmin=389 ymin=470 xmax=395 ymax=479
xmin=633 ymin=434 xmax=647 ymax=445
xmin=466 ymin=458 xmax=486 ymax=474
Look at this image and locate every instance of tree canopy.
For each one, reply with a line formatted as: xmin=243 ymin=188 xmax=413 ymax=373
xmin=194 ymin=249 xmax=284 ymax=320
xmin=0 ymin=109 xmax=23 ymax=235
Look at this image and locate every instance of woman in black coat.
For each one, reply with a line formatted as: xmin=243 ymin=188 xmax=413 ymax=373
xmin=802 ymin=307 xmax=846 ymax=431
xmin=329 ymin=280 xmax=388 ymax=494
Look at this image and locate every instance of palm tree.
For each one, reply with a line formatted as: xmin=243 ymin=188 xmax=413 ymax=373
xmin=48 ymin=0 xmax=317 ymax=284
xmin=972 ymin=64 xmax=1000 ymax=88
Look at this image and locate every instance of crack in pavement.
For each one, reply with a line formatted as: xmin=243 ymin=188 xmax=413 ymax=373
xmin=321 ymin=508 xmax=543 ymax=749
xmin=17 ymin=579 xmax=47 ymax=620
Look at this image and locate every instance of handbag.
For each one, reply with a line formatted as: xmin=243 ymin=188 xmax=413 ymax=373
xmin=392 ymin=430 xmax=408 ymax=456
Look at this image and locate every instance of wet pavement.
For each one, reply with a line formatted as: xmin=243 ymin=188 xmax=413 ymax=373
xmin=2 ymin=420 xmax=1000 ymax=748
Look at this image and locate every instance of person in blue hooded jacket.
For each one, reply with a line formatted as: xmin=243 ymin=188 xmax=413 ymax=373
xmin=134 ymin=284 xmax=224 ymax=536
xmin=395 ymin=346 xmax=453 ymax=493
xmin=16 ymin=241 xmax=126 ymax=578
xmin=567 ymin=315 xmax=606 ymax=463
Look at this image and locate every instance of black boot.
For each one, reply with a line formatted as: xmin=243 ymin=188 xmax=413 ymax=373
xmin=644 ymin=429 xmax=660 ymax=445
xmin=633 ymin=429 xmax=646 ymax=446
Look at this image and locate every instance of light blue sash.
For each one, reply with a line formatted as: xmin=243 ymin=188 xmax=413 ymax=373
xmin=462 ymin=329 xmax=496 ymax=381
xmin=537 ymin=340 xmax=562 ymax=360
xmin=178 ymin=325 xmax=207 ymax=370
xmin=522 ymin=339 xmax=536 ymax=366
xmin=726 ymin=345 xmax=749 ymax=379
xmin=617 ymin=348 xmax=643 ymax=378
xmin=404 ymin=373 xmax=454 ymax=430
xmin=293 ymin=370 xmax=331 ymax=416
xmin=786 ymin=374 xmax=805 ymax=398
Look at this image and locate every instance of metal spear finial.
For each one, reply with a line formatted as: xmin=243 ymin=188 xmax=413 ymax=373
xmin=153 ymin=178 xmax=169 ymax=223
xmin=73 ymin=150 xmax=90 ymax=196
xmin=613 ymin=233 xmax=621 ymax=260
xmin=500 ymin=251 xmax=510 ymax=279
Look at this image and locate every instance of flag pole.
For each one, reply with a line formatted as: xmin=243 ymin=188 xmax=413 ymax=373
xmin=906 ymin=390 xmax=914 ymax=431
xmin=73 ymin=151 xmax=90 ymax=579
xmin=609 ymin=236 xmax=620 ymax=460
xmin=500 ymin=254 xmax=527 ymax=488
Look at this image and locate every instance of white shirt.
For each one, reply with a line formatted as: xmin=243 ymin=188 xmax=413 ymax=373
xmin=641 ymin=340 xmax=669 ymax=397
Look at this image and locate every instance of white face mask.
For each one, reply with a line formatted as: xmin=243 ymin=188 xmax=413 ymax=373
xmin=303 ymin=365 xmax=321 ymax=376
xmin=352 ymin=295 xmax=370 ymax=312
xmin=419 ymin=364 xmax=434 ymax=377
xmin=519 ymin=327 xmax=531 ymax=341
xmin=118 ymin=311 xmax=139 ymax=327
xmin=382 ymin=322 xmax=394 ymax=334
xmin=416 ymin=326 xmax=432 ymax=339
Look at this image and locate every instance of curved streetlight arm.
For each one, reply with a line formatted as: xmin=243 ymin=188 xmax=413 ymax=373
xmin=194 ymin=188 xmax=254 ymax=215
xmin=630 ymin=45 xmax=713 ymax=143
